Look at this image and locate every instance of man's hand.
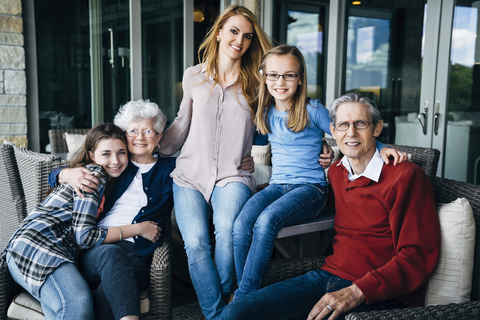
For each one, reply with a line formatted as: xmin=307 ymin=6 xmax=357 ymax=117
xmin=240 ymin=155 xmax=255 ymax=173
xmin=380 ymin=147 xmax=408 ymax=166
xmin=307 ymin=284 xmax=365 ymax=320
xmin=61 ymin=167 xmax=100 ymax=197
xmin=319 ymin=141 xmax=334 ymax=169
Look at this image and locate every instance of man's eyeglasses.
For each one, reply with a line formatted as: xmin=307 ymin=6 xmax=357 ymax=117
xmin=125 ymin=129 xmax=157 ymax=138
xmin=265 ymin=73 xmax=301 ymax=82
xmin=334 ymin=120 xmax=372 ymax=131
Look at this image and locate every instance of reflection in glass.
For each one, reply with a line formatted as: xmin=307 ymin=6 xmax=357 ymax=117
xmin=141 ymin=1 xmax=184 ymax=126
xmin=34 ymin=0 xmax=91 ymax=152
xmin=343 ymin=2 xmax=427 ymax=144
xmin=345 ymin=17 xmax=390 ymax=103
xmin=444 ymin=2 xmax=480 ymax=184
xmin=284 ymin=9 xmax=326 ymax=101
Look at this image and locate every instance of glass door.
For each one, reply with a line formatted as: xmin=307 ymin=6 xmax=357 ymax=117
xmin=102 ymin=1 xmax=130 ymax=122
xmin=342 ymin=1 xmax=427 ymax=145
xmin=90 ymin=0 xmax=130 ymax=123
xmin=434 ymin=0 xmax=480 ymax=184
xmin=273 ymin=1 xmax=329 ymax=102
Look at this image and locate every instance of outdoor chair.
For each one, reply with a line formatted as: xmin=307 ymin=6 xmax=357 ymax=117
xmin=0 ymin=144 xmax=27 ymax=252
xmin=13 ymin=146 xmax=63 ymax=214
xmin=48 ymin=128 xmax=90 ymax=154
xmin=264 ymin=175 xmax=480 ymax=319
xmin=0 ymin=146 xmax=174 ymax=319
xmin=386 ymin=144 xmax=440 ymax=177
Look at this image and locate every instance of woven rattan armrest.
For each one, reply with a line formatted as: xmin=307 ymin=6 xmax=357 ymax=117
xmin=0 ymin=257 xmax=22 ymax=320
xmin=142 ymin=215 xmax=173 ymax=320
xmin=345 ymin=300 xmax=480 ymax=320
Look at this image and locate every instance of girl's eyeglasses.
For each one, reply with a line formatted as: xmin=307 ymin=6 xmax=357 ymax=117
xmin=265 ymin=73 xmax=302 ymax=82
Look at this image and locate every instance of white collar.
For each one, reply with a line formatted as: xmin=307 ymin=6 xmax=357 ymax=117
xmin=337 ymin=149 xmax=384 ymax=182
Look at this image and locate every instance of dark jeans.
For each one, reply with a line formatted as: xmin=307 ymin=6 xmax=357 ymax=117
xmin=79 ymin=241 xmax=150 ymax=320
xmin=221 ymin=269 xmax=406 ymax=320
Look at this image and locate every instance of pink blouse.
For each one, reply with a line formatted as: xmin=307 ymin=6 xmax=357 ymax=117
xmin=159 ymin=64 xmax=256 ymax=201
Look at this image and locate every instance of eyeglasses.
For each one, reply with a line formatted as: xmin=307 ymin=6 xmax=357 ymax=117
xmin=265 ymin=73 xmax=302 ymax=82
xmin=125 ymin=129 xmax=157 ymax=138
xmin=334 ymin=120 xmax=372 ymax=131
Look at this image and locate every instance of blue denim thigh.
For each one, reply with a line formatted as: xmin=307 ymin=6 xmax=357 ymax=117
xmin=234 ymin=183 xmax=328 ymax=298
xmin=78 ymin=241 xmax=149 ymax=320
xmin=7 ymin=252 xmax=94 ymax=320
xmin=210 ymin=182 xmax=252 ymax=297
xmin=233 ymin=184 xmax=284 ymax=285
xmin=173 ymin=182 xmax=229 ymax=320
xmin=222 ymin=269 xmax=329 ymax=320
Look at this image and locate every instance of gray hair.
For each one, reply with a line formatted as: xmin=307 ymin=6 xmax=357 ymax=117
xmin=114 ymin=99 xmax=167 ymax=133
xmin=329 ymin=93 xmax=382 ymax=127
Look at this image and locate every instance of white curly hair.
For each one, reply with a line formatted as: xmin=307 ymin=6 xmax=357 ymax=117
xmin=114 ymin=99 xmax=167 ymax=133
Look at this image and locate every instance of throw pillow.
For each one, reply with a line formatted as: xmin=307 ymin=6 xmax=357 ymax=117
xmin=64 ymin=133 xmax=86 ymax=154
xmin=425 ymin=197 xmax=475 ymax=305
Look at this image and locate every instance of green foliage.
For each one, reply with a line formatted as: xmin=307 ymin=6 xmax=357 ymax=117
xmin=449 ymin=63 xmax=473 ymax=112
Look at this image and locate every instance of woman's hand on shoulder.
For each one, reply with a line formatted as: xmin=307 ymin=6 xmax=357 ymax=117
xmin=61 ymin=167 xmax=100 ymax=197
xmin=380 ymin=147 xmax=409 ymax=166
xmin=138 ymin=221 xmax=162 ymax=243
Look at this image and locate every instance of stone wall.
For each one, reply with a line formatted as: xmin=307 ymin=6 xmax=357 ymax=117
xmin=0 ymin=0 xmax=27 ymax=148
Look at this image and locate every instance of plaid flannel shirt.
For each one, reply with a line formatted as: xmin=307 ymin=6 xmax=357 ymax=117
xmin=3 ymin=164 xmax=108 ymax=298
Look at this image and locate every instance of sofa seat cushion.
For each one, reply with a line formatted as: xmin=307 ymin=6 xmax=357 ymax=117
xmin=8 ymin=288 xmax=151 ymax=319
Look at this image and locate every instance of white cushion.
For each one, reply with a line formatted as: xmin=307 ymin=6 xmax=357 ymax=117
xmin=251 ymin=143 xmax=271 ymax=166
xmin=7 ymin=292 xmax=45 ymax=320
xmin=425 ymin=197 xmax=475 ymax=305
xmin=64 ymin=133 xmax=86 ymax=154
xmin=7 ymin=289 xmax=151 ymax=318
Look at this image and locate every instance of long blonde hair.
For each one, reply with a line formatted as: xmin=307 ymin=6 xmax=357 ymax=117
xmin=255 ymin=45 xmax=309 ymax=135
xmin=198 ymin=5 xmax=272 ymax=118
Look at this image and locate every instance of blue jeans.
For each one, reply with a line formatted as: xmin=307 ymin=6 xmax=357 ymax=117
xmin=7 ymin=252 xmax=94 ymax=320
xmin=233 ymin=183 xmax=328 ymax=299
xmin=173 ymin=182 xmax=252 ymax=320
xmin=78 ymin=241 xmax=150 ymax=320
xmin=221 ymin=269 xmax=406 ymax=320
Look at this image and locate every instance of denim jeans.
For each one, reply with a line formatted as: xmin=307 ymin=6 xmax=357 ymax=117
xmin=233 ymin=183 xmax=328 ymax=299
xmin=7 ymin=252 xmax=94 ymax=320
xmin=173 ymin=182 xmax=252 ymax=320
xmin=78 ymin=241 xmax=150 ymax=320
xmin=221 ymin=269 xmax=406 ymax=320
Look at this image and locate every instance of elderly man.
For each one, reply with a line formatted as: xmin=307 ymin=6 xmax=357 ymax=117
xmin=221 ymin=93 xmax=441 ymax=320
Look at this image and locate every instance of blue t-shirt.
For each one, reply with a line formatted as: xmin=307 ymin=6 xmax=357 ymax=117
xmin=267 ymin=98 xmax=331 ymax=186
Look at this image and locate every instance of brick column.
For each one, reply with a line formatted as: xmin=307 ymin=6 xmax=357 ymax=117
xmin=0 ymin=0 xmax=27 ymax=148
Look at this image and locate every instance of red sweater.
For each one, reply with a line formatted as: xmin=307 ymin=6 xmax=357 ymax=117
xmin=322 ymin=161 xmax=441 ymax=307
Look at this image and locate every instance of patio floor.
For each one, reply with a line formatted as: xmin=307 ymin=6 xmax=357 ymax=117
xmin=172 ymin=276 xmax=202 ymax=320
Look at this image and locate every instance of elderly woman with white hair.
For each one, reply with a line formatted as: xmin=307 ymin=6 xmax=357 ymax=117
xmin=48 ymin=99 xmax=176 ymax=320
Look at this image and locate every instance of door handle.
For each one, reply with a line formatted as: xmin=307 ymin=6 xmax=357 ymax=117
xmin=108 ymin=28 xmax=114 ymax=68
xmin=418 ymin=100 xmax=428 ymax=135
xmin=434 ymin=100 xmax=440 ymax=136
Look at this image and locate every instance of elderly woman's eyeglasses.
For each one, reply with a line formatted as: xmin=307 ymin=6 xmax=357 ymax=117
xmin=126 ymin=129 xmax=157 ymax=138
xmin=334 ymin=120 xmax=372 ymax=131
xmin=265 ymin=73 xmax=301 ymax=82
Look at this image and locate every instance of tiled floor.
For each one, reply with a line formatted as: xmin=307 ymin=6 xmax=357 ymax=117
xmin=172 ymin=276 xmax=203 ymax=320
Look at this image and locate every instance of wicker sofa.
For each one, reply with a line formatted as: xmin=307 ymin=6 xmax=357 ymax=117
xmin=0 ymin=143 xmax=174 ymax=320
xmin=263 ymin=175 xmax=480 ymax=319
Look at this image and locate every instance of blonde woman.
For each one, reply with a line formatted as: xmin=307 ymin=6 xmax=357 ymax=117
xmin=158 ymin=5 xmax=271 ymax=320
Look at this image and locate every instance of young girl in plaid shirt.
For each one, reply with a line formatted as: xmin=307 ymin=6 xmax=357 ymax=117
xmin=2 ymin=123 xmax=161 ymax=320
